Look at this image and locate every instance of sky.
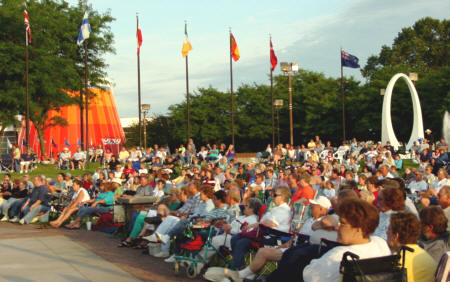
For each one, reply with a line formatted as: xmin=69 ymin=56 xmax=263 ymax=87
xmin=68 ymin=0 xmax=449 ymax=118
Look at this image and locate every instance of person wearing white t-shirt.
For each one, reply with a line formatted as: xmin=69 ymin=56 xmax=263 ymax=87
xmin=49 ymin=179 xmax=90 ymax=228
xmin=303 ymin=199 xmax=391 ymax=282
xmin=219 ymin=196 xmax=332 ymax=282
xmin=430 ymin=169 xmax=449 ymax=194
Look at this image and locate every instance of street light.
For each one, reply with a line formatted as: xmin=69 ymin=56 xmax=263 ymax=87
xmin=274 ymin=99 xmax=284 ymax=145
xmin=280 ymin=62 xmax=298 ymax=146
xmin=141 ymin=104 xmax=151 ymax=150
xmin=380 ymin=89 xmax=386 ymax=96
xmin=408 ymin=72 xmax=418 ymax=83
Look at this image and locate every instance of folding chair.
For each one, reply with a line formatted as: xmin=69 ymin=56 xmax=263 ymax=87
xmin=0 ymin=154 xmax=13 ymax=173
xmin=435 ymin=251 xmax=450 ymax=282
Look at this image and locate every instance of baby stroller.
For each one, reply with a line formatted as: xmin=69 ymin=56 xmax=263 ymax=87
xmin=173 ymin=219 xmax=232 ymax=278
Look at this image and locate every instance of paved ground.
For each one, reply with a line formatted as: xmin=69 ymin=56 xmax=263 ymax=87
xmin=0 ymin=223 xmax=204 ymax=282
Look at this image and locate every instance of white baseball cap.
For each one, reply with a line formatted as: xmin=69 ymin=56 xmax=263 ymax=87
xmin=309 ymin=196 xmax=332 ymax=210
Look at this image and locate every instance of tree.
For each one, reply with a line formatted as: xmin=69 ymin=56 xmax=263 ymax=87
xmin=0 ymin=0 xmax=115 ymax=155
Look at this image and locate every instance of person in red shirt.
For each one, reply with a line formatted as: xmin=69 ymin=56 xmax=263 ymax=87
xmin=122 ymin=161 xmax=135 ymax=179
xmin=290 ymin=172 xmax=315 ymax=206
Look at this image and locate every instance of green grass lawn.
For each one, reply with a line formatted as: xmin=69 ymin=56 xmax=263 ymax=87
xmin=1 ymin=162 xmax=101 ymax=181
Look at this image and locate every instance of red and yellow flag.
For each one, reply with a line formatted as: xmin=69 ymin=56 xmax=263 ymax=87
xmin=230 ymin=33 xmax=240 ymax=62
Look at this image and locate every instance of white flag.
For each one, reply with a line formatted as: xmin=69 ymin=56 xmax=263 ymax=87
xmin=77 ymin=11 xmax=91 ymax=46
xmin=6 ymin=138 xmax=12 ymax=149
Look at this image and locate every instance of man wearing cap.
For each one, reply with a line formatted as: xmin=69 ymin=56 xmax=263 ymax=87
xmin=221 ymin=196 xmax=332 ymax=282
xmin=58 ymin=148 xmax=71 ymax=169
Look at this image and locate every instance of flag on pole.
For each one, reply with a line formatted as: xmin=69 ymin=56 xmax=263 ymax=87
xmin=22 ymin=139 xmax=27 ymax=146
xmin=77 ymin=139 xmax=82 ymax=147
xmin=230 ymin=33 xmax=240 ymax=62
xmin=270 ymin=38 xmax=278 ymax=71
xmin=77 ymin=11 xmax=91 ymax=46
xmin=64 ymin=139 xmax=71 ymax=147
xmin=36 ymin=135 xmax=40 ymax=143
xmin=24 ymin=2 xmax=31 ymax=44
xmin=341 ymin=50 xmax=360 ymax=68
xmin=181 ymin=22 xmax=192 ymax=57
xmin=137 ymin=16 xmax=143 ymax=55
xmin=51 ymin=138 xmax=57 ymax=147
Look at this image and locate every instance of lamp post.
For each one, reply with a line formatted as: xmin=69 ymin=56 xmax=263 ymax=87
xmin=280 ymin=62 xmax=298 ymax=146
xmin=141 ymin=104 xmax=150 ymax=151
xmin=274 ymin=99 xmax=283 ymax=145
xmin=408 ymin=72 xmax=418 ymax=84
xmin=380 ymin=89 xmax=386 ymax=96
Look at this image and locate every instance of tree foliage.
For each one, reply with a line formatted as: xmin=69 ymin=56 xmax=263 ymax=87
xmin=0 ymin=0 xmax=114 ymax=154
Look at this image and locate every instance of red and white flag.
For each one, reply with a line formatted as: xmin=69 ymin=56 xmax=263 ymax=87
xmin=24 ymin=2 xmax=31 ymax=44
xmin=270 ymin=38 xmax=278 ymax=71
xmin=137 ymin=16 xmax=143 ymax=55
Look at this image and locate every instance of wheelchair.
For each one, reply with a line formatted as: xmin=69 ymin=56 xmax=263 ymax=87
xmin=173 ymin=219 xmax=233 ymax=278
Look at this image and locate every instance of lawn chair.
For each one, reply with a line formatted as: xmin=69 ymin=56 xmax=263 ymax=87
xmin=0 ymin=154 xmax=13 ymax=173
xmin=340 ymin=245 xmax=413 ymax=282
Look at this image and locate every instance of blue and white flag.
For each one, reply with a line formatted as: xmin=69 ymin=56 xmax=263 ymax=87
xmin=77 ymin=11 xmax=91 ymax=46
xmin=341 ymin=50 xmax=360 ymax=68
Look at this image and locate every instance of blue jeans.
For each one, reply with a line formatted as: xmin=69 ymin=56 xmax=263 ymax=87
xmin=22 ymin=205 xmax=49 ymax=224
xmin=77 ymin=206 xmax=110 ymax=219
xmin=9 ymin=199 xmax=26 ymax=218
xmin=1 ymin=198 xmax=21 ymax=217
xmin=230 ymin=234 xmax=253 ymax=270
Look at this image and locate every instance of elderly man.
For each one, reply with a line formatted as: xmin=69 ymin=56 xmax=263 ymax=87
xmin=58 ymin=147 xmax=71 ymax=169
xmin=71 ymin=147 xmax=86 ymax=170
xmin=407 ymin=170 xmax=428 ymax=194
xmin=221 ymin=196 xmax=332 ymax=282
xmin=135 ymin=174 xmax=153 ymax=196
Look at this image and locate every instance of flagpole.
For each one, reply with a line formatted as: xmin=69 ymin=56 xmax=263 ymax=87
xmin=340 ymin=47 xmax=346 ymax=142
xmin=84 ymin=40 xmax=89 ymax=168
xmin=229 ymin=28 xmax=235 ymax=146
xmin=270 ymin=35 xmax=275 ymax=149
xmin=185 ymin=21 xmax=190 ymax=143
xmin=25 ymin=23 xmax=30 ymax=153
xmin=80 ymin=86 xmax=84 ymax=150
xmin=137 ymin=13 xmax=142 ymax=149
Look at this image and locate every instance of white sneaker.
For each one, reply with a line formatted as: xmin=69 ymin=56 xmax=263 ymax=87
xmin=30 ymin=216 xmax=39 ymax=224
xmin=153 ymin=251 xmax=170 ymax=258
xmin=0 ymin=216 xmax=9 ymax=222
xmin=164 ymin=255 xmax=176 ymax=263
xmin=9 ymin=217 xmax=19 ymax=223
xmin=20 ymin=170 xmax=23 ymax=174
xmin=25 ymin=170 xmax=28 ymax=173
xmin=19 ymin=219 xmax=25 ymax=225
xmin=224 ymin=268 xmax=242 ymax=282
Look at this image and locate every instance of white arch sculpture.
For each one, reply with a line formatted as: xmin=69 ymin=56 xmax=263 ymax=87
xmin=381 ymin=73 xmax=424 ymax=150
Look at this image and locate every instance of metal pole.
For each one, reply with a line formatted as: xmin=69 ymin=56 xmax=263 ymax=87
xmin=288 ymin=74 xmax=293 ymax=146
xmin=229 ymin=28 xmax=235 ymax=146
xmin=25 ymin=31 xmax=30 ymax=152
xmin=137 ymin=14 xmax=142 ymax=148
xmin=277 ymin=108 xmax=280 ymax=144
xmin=271 ymin=70 xmax=275 ymax=150
xmin=340 ymin=48 xmax=346 ymax=141
xmin=84 ymin=41 xmax=89 ymax=168
xmin=80 ymin=86 xmax=84 ymax=150
xmin=186 ymin=53 xmax=190 ymax=142
xmin=143 ymin=111 xmax=147 ymax=150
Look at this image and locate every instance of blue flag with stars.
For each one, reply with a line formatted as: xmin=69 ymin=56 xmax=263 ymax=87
xmin=341 ymin=50 xmax=360 ymax=68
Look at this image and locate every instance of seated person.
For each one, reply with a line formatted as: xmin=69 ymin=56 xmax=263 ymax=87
xmin=222 ymin=196 xmax=331 ymax=282
xmin=302 ymin=199 xmax=391 ymax=281
xmin=418 ymin=206 xmax=449 ymax=262
xmin=94 ymin=146 xmax=104 ymax=162
xmin=20 ymin=150 xmax=33 ymax=173
xmin=71 ymin=147 xmax=86 ymax=170
xmin=49 ymin=179 xmax=90 ymax=228
xmin=10 ymin=176 xmax=50 ymax=224
xmin=58 ymin=148 xmax=71 ymax=169
xmin=0 ymin=180 xmax=28 ymax=221
xmin=387 ymin=211 xmax=437 ymax=282
xmin=65 ymin=182 xmax=115 ymax=229
xmin=228 ymin=186 xmax=292 ymax=271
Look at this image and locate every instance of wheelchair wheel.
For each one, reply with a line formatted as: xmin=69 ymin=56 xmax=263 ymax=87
xmin=186 ymin=262 xmax=197 ymax=278
xmin=174 ymin=261 xmax=180 ymax=275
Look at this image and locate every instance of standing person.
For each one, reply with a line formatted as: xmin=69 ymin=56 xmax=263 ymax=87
xmin=12 ymin=144 xmax=21 ymax=172
xmin=14 ymin=176 xmax=50 ymax=224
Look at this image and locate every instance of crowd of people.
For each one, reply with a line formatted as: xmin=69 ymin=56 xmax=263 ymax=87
xmin=0 ymin=135 xmax=449 ymax=281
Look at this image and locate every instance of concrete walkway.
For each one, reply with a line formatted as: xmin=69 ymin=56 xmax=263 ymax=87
xmin=0 ymin=233 xmax=139 ymax=281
